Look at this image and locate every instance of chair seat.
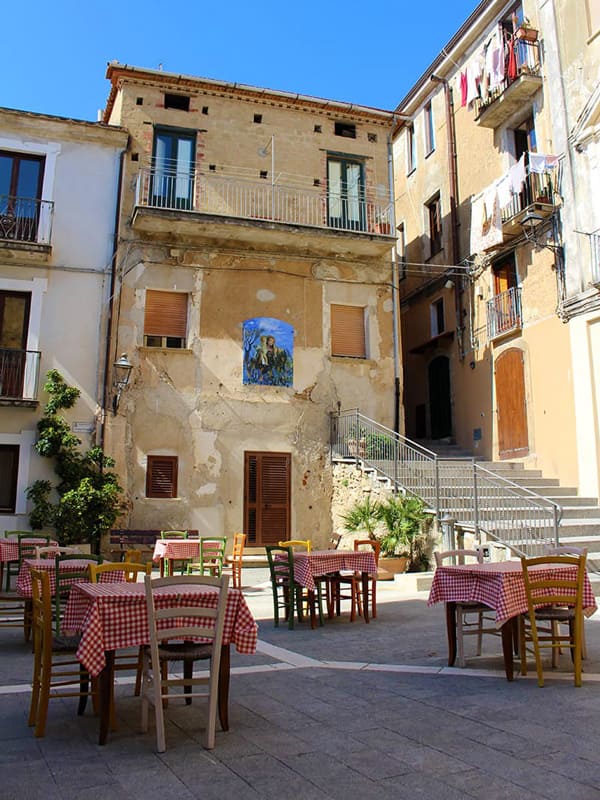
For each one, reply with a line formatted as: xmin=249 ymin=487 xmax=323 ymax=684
xmin=458 ymin=601 xmax=493 ymax=611
xmin=52 ymin=634 xmax=82 ymax=653
xmin=156 ymin=642 xmax=213 ymax=661
xmin=534 ymin=606 xmax=576 ymax=622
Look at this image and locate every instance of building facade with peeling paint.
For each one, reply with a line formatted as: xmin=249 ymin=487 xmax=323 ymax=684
xmin=102 ymin=64 xmax=399 ymax=547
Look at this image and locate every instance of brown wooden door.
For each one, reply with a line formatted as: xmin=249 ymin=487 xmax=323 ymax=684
xmin=495 ymin=348 xmax=529 ymax=458
xmin=244 ymin=452 xmax=291 ymax=545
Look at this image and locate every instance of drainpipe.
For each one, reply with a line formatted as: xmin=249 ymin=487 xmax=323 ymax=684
xmin=99 ymin=144 xmax=127 ymax=453
xmin=387 ymin=121 xmax=401 ymax=433
xmin=431 ymin=74 xmax=464 ymax=360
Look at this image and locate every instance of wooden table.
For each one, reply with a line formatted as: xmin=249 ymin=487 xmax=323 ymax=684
xmin=428 ymin=560 xmax=597 ymax=680
xmin=291 ymin=549 xmax=378 ymax=625
xmin=62 ymin=581 xmax=258 ymax=745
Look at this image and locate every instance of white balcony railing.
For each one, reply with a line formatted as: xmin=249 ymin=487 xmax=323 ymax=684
xmin=0 ymin=196 xmax=54 ymax=245
xmin=591 ymin=230 xmax=600 ymax=285
xmin=487 ymin=286 xmax=522 ymax=340
xmin=135 ymin=168 xmax=394 ymax=236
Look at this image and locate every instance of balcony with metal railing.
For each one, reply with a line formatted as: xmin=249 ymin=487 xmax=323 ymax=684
xmin=475 ymin=35 xmax=542 ymax=129
xmin=133 ymin=166 xmax=395 ymax=255
xmin=501 ymin=163 xmax=559 ymax=240
xmin=0 ymin=196 xmax=54 ymax=250
xmin=0 ymin=349 xmax=41 ymax=406
xmin=591 ymin=230 xmax=600 ymax=286
xmin=486 ymin=286 xmax=522 ymax=340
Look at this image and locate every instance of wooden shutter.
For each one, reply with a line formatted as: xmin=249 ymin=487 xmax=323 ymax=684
xmin=244 ymin=452 xmax=291 ymax=545
xmin=331 ymin=304 xmax=366 ymax=358
xmin=146 ymin=455 xmax=178 ymax=498
xmin=144 ymin=291 xmax=187 ymax=338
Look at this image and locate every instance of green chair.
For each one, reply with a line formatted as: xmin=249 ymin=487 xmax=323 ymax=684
xmin=265 ymin=545 xmax=323 ymax=630
xmin=187 ymin=537 xmax=227 ymax=578
xmin=54 ymin=553 xmax=103 ymax=634
xmin=5 ymin=532 xmax=53 ymax=591
xmin=160 ymin=530 xmax=189 ymax=575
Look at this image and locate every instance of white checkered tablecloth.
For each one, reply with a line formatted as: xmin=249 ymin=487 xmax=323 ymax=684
xmin=152 ymin=540 xmax=201 ymax=562
xmin=16 ymin=558 xmax=125 ymax=598
xmin=62 ymin=582 xmax=258 ymax=677
xmin=291 ymin=550 xmax=378 ymax=591
xmin=0 ymin=538 xmax=58 ymax=563
xmin=427 ymin=560 xmax=597 ymax=626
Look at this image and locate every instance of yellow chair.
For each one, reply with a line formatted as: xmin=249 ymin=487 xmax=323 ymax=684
xmin=223 ymin=533 xmax=246 ymax=589
xmin=124 ymin=549 xmax=143 ymax=564
xmin=520 ymin=553 xmax=587 ymax=687
xmin=28 ymin=568 xmax=95 ymax=737
xmin=278 ymin=539 xmax=312 ymax=553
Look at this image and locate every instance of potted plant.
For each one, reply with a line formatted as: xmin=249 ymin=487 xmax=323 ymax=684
xmin=515 ymin=18 xmax=538 ymax=42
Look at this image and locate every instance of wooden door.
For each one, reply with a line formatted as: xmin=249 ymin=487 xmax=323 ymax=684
xmin=496 ymin=348 xmax=529 ymax=458
xmin=0 ymin=291 xmax=30 ymax=398
xmin=244 ymin=452 xmax=291 ymax=545
xmin=428 ymin=355 xmax=452 ymax=439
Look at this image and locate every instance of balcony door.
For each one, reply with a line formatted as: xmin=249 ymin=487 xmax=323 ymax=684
xmin=151 ymin=128 xmax=196 ymax=210
xmin=327 ymin=157 xmax=365 ymax=231
xmin=0 ymin=151 xmax=44 ymax=241
xmin=0 ymin=291 xmax=30 ymax=398
xmin=244 ymin=452 xmax=291 ymax=545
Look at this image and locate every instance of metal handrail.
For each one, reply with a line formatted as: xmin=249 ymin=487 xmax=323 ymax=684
xmin=135 ymin=167 xmax=394 ymax=236
xmin=331 ymin=409 xmax=562 ymax=556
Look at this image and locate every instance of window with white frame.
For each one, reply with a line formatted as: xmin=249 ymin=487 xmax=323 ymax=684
xmin=406 ymin=123 xmax=416 ymax=174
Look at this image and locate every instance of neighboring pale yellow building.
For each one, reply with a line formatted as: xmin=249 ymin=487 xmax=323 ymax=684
xmin=102 ymin=64 xmax=399 ymax=548
xmin=392 ymin=0 xmax=596 ymax=495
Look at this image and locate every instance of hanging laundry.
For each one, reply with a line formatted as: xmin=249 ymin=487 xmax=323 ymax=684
xmin=470 ymin=186 xmax=503 ymax=254
xmin=467 ymin=62 xmax=480 ymax=107
xmin=460 ymin=71 xmax=468 ymax=107
xmin=509 ymin=153 xmax=526 ymax=193
xmin=528 ymin=152 xmax=560 ymax=173
xmin=507 ymin=38 xmax=518 ymax=81
xmin=496 ymin=173 xmax=513 ymax=209
xmin=490 ymin=26 xmax=505 ymax=89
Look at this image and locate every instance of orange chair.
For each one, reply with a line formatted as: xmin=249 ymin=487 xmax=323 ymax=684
xmin=222 ymin=533 xmax=246 ymax=589
xmin=329 ymin=539 xmax=380 ymax=622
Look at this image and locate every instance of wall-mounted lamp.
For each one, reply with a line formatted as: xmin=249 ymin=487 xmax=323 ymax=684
xmin=520 ymin=211 xmax=562 ymax=253
xmin=112 ymin=353 xmax=133 ymax=414
xmin=444 ymin=279 xmax=454 ymax=290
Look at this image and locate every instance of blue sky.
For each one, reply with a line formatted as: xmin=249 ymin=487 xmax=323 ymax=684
xmin=6 ymin=0 xmax=479 ymax=121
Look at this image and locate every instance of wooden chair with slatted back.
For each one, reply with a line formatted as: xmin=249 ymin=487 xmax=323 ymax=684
xmin=328 ymin=539 xmax=380 ymax=622
xmin=278 ymin=539 xmax=312 ymax=552
xmin=544 ymin=545 xmax=588 ymax=662
xmin=28 ymin=568 xmax=95 ymax=737
xmin=222 ymin=533 xmax=246 ymax=589
xmin=5 ymin=533 xmax=53 ymax=591
xmin=54 ymin=554 xmax=103 ymax=634
xmin=160 ymin=530 xmax=189 ymax=575
xmin=434 ymin=549 xmax=499 ymax=667
xmin=35 ymin=545 xmax=81 ymax=559
xmin=187 ymin=537 xmax=227 ymax=578
xmin=519 ymin=553 xmax=587 ymax=687
xmin=140 ymin=573 xmax=229 ymax=752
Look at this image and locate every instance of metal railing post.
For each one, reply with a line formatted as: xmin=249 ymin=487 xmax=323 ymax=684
xmin=472 ymin=459 xmax=480 ymax=540
xmin=440 ymin=514 xmax=456 ymax=551
xmin=434 ymin=457 xmax=441 ymax=520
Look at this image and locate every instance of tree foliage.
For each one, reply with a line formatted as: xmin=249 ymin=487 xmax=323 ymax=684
xmin=26 ymin=371 xmax=124 ymax=548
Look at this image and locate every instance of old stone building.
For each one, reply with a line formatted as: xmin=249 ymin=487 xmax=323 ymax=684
xmin=392 ymin=0 xmax=597 ymax=495
xmin=101 ymin=64 xmax=399 ymax=547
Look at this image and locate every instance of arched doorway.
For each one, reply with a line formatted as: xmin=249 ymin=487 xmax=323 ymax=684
xmin=495 ymin=348 xmax=529 ymax=458
xmin=428 ymin=355 xmax=452 ymax=439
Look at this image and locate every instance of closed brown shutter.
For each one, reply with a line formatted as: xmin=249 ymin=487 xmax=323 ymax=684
xmin=331 ymin=304 xmax=366 ymax=358
xmin=144 ymin=291 xmax=187 ymax=338
xmin=244 ymin=452 xmax=290 ymax=545
xmin=146 ymin=455 xmax=178 ymax=498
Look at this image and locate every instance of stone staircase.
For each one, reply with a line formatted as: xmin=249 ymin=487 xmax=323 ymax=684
xmin=417 ymin=440 xmax=600 ymax=576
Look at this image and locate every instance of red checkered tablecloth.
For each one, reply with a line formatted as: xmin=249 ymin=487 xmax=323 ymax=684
xmin=152 ymin=539 xmax=201 ymax=562
xmin=428 ymin=560 xmax=597 ymax=626
xmin=0 ymin=538 xmax=58 ymax=563
xmin=62 ymin=582 xmax=258 ymax=676
xmin=16 ymin=558 xmax=125 ymax=598
xmin=291 ymin=550 xmax=378 ymax=591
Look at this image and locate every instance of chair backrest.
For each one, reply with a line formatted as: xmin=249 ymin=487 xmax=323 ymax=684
xmin=353 ymin=538 xmax=381 ymax=565
xmin=55 ymin=553 xmax=103 ymax=595
xmin=200 ymin=537 xmax=227 ymax=574
xmin=278 ymin=539 xmax=311 ymax=553
xmin=265 ymin=545 xmax=295 ymax=585
xmin=144 ymin=573 xmax=229 ymax=650
xmin=30 ymin=568 xmax=52 ymax=654
xmin=124 ymin=549 xmax=142 ymax=564
xmin=160 ymin=530 xmax=188 ymax=539
xmin=329 ymin=533 xmax=342 ymax=550
xmin=230 ymin=532 xmax=246 ymax=561
xmin=89 ymin=560 xmax=151 ymax=583
xmin=18 ymin=533 xmax=52 ymax=562
xmin=35 ymin=545 xmax=80 ymax=559
xmin=521 ymin=553 xmax=586 ymax=614
xmin=434 ymin=549 xmax=484 ymax=567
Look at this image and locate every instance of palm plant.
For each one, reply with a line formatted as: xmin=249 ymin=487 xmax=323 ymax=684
xmin=376 ymin=495 xmax=429 ymax=565
xmin=341 ymin=496 xmax=381 ymax=537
